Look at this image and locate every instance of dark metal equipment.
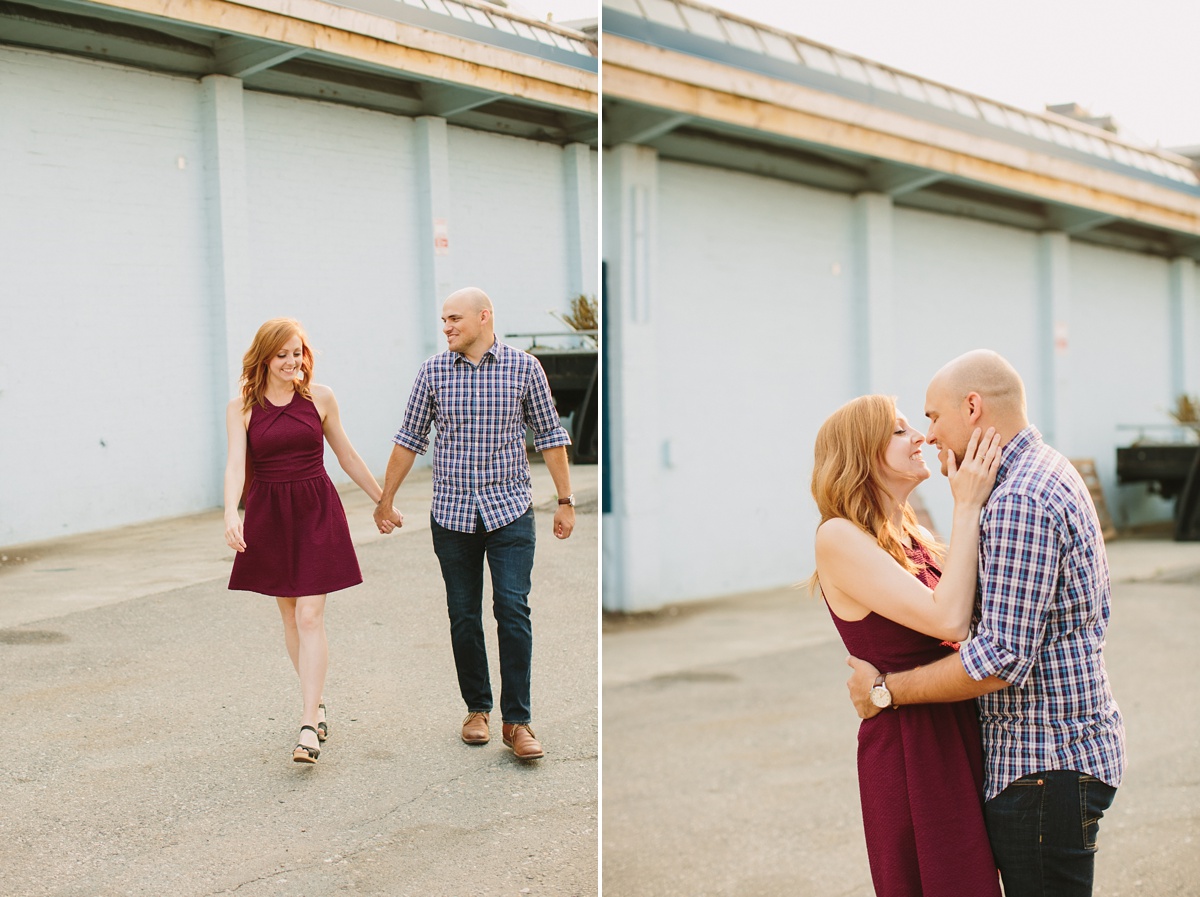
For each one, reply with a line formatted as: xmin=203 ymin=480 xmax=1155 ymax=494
xmin=507 ymin=331 xmax=598 ymax=465
xmin=1116 ymin=443 xmax=1200 ymax=541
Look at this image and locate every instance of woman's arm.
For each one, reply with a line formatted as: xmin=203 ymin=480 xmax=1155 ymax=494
xmin=313 ymin=384 xmax=386 ymax=505
xmin=223 ymin=398 xmax=249 ymax=552
xmin=816 ymin=429 xmax=1001 ymax=641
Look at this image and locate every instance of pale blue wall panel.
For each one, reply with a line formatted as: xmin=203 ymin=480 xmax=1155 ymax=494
xmin=1069 ymin=242 xmax=1175 ymax=527
xmin=653 ymin=160 xmax=857 ymax=601
xmin=242 ymin=91 xmax=425 ymax=477
xmin=446 ymin=128 xmax=582 ymax=338
xmin=892 ymin=209 xmax=1042 ymax=533
xmin=0 ymin=47 xmax=215 ymax=544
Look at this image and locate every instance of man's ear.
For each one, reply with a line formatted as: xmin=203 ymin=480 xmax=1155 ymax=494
xmin=964 ymin=392 xmax=984 ymax=424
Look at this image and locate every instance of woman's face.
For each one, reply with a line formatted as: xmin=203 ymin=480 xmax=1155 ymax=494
xmin=268 ymin=335 xmax=305 ymax=386
xmin=882 ymin=413 xmax=931 ymax=487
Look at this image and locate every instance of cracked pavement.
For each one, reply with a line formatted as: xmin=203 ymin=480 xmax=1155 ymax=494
xmin=0 ymin=463 xmax=598 ymax=897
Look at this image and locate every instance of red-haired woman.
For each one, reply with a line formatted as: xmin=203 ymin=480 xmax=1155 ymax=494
xmin=811 ymin=395 xmax=1002 ymax=897
xmin=224 ymin=318 xmax=400 ymax=764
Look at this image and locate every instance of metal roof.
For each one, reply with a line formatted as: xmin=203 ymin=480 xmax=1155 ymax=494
xmin=604 ymin=0 xmax=1199 ymax=193
xmin=332 ymin=0 xmax=596 ymax=69
xmin=1 ymin=0 xmax=597 ymax=145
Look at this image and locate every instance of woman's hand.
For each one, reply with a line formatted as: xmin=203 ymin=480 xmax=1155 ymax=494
xmin=225 ymin=514 xmax=247 ymax=552
xmin=947 ymin=427 xmax=1002 ymax=510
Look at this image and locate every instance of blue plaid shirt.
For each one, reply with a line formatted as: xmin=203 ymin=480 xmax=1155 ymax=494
xmin=393 ymin=338 xmax=571 ymax=533
xmin=960 ymin=427 xmax=1126 ymax=799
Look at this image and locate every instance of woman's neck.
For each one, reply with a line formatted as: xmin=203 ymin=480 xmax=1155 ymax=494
xmin=264 ymin=382 xmax=296 ymax=405
xmin=883 ymin=486 xmax=914 ymax=539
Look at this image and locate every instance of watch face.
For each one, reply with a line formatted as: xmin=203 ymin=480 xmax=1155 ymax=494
xmin=869 ymin=686 xmax=892 ymax=708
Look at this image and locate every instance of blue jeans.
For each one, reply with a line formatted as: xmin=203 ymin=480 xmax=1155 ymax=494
xmin=984 ymin=770 xmax=1117 ymax=897
xmin=430 ymin=507 xmax=536 ymax=724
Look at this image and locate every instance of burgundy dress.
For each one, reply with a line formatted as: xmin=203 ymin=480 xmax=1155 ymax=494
xmin=228 ymin=392 xmax=362 ymax=597
xmin=826 ymin=541 xmax=1000 ymax=897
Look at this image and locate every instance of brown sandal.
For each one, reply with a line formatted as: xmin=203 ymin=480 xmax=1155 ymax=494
xmin=292 ymin=725 xmax=321 ymax=764
xmin=317 ymin=703 xmax=329 ymax=743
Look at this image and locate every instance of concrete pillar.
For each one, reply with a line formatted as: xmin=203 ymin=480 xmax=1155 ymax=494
xmin=853 ymin=192 xmax=894 ymax=395
xmin=200 ymin=74 xmax=250 ymax=494
xmin=415 ymin=116 xmax=454 ymax=358
xmin=1169 ymin=257 xmax=1199 ymax=398
xmin=563 ymin=142 xmax=596 ymax=300
xmin=1037 ymin=231 xmax=1071 ymax=451
xmin=602 ymin=144 xmax=663 ymax=612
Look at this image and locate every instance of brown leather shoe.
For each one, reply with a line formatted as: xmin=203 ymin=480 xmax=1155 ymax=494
xmin=461 ymin=711 xmax=490 ymax=745
xmin=502 ymin=722 xmax=544 ymax=760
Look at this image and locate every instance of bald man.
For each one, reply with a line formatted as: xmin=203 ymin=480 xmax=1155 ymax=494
xmin=374 ymin=287 xmax=575 ymax=761
xmin=847 ymin=350 xmax=1125 ymax=897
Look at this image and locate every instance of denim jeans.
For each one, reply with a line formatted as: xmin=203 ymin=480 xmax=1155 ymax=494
xmin=430 ymin=506 xmax=536 ymax=724
xmin=984 ymin=770 xmax=1117 ymax=897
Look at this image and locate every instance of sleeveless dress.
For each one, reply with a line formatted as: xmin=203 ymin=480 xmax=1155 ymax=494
xmin=228 ymin=392 xmax=362 ymax=597
xmin=826 ymin=540 xmax=1000 ymax=897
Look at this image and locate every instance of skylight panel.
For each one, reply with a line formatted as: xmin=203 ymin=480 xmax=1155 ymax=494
xmin=759 ymin=30 xmax=800 ymax=63
xmin=798 ymin=44 xmax=838 ymax=75
xmin=678 ymin=5 xmax=725 ymax=41
xmin=721 ymin=17 xmax=766 ymax=53
xmin=640 ymin=0 xmax=686 ymax=29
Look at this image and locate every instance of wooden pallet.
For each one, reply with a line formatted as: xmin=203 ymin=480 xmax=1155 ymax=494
xmin=1070 ymin=458 xmax=1118 ymax=540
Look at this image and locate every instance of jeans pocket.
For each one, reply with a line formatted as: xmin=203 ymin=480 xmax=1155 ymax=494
xmin=1079 ymin=776 xmax=1116 ymax=851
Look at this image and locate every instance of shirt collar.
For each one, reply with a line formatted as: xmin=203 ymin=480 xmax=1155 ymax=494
xmin=995 ymin=425 xmax=1042 ymax=484
xmin=452 ymin=336 xmax=502 ymax=366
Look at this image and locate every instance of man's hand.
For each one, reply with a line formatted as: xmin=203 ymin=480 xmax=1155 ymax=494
xmin=373 ymin=503 xmax=403 ymax=534
xmin=553 ymin=504 xmax=575 ymax=540
xmin=846 ymin=655 xmax=883 ymax=719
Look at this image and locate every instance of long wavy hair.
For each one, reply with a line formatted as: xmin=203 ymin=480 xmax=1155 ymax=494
xmin=239 ymin=318 xmax=314 ymax=412
xmin=809 ymin=395 xmax=943 ymax=590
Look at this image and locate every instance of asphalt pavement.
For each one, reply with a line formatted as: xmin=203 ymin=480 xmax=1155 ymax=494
xmin=0 ymin=460 xmax=598 ymax=897
xmin=603 ymin=534 xmax=1200 ymax=897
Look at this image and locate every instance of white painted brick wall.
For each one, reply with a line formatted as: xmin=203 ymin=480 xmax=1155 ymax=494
xmin=446 ymin=127 xmax=585 ymax=339
xmin=0 ymin=47 xmax=597 ymax=546
xmin=1069 ymin=241 xmax=1176 ymax=527
xmin=242 ymin=92 xmax=426 ymax=478
xmin=612 ymin=157 xmax=1194 ymax=607
xmin=653 ymin=160 xmax=857 ymax=601
xmin=0 ymin=47 xmax=214 ymax=545
xmin=891 ymin=208 xmax=1043 ymax=533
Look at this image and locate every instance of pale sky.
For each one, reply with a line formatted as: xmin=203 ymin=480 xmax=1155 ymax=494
xmin=524 ymin=0 xmax=1200 ymax=152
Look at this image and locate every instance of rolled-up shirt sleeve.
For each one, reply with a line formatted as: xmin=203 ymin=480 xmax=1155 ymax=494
xmin=523 ymin=356 xmax=572 ymax=452
xmin=960 ymin=493 xmax=1063 ymax=686
xmin=393 ymin=365 xmax=435 ymax=455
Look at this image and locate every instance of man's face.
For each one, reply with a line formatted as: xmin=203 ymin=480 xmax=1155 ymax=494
xmin=924 ymin=380 xmax=972 ymax=477
xmin=441 ymin=296 xmax=485 ymax=355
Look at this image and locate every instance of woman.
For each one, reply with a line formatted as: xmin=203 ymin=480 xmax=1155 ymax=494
xmin=811 ymin=395 xmax=1002 ymax=897
xmin=224 ymin=318 xmax=399 ymax=764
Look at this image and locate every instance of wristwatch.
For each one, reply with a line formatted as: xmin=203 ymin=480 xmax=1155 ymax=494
xmin=557 ymin=494 xmax=575 ymax=507
xmin=869 ymin=673 xmax=895 ymax=709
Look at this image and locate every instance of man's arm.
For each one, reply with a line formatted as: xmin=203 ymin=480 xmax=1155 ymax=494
xmin=542 ymin=444 xmax=574 ymax=540
xmin=846 ymin=653 xmax=1009 ymax=719
xmin=373 ymin=444 xmax=416 ymax=532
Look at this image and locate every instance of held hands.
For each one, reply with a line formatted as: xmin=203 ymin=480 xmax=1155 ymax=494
xmin=224 ymin=514 xmax=247 ymax=553
xmin=553 ymin=504 xmax=575 ymax=540
xmin=946 ymin=427 xmax=1002 ymax=510
xmin=846 ymin=655 xmax=883 ymax=720
xmin=373 ymin=502 xmax=403 ymax=535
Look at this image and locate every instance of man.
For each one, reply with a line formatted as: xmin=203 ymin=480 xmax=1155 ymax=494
xmin=374 ymin=287 xmax=575 ymax=761
xmin=846 ymin=349 xmax=1125 ymax=897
